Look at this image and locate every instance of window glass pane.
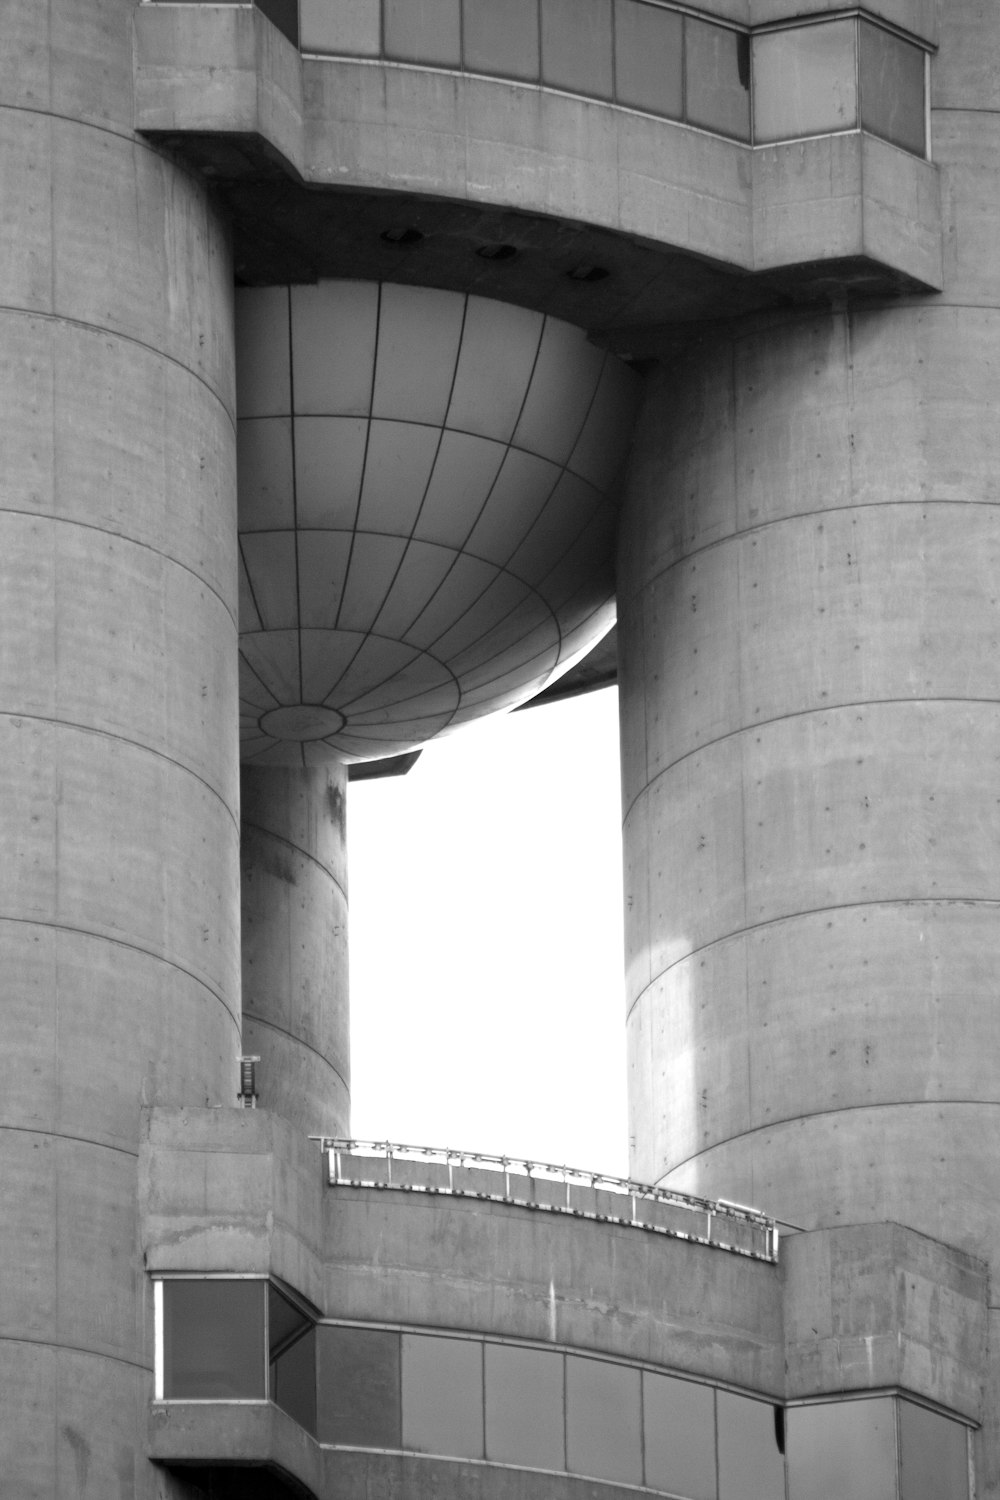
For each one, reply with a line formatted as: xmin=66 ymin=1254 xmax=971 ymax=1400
xmin=785 ymin=1398 xmax=897 ymax=1500
xmin=613 ymin=1 xmax=682 ymax=119
xmin=316 ymin=1326 xmax=402 ymax=1447
xmin=752 ymin=20 xmax=858 ymax=144
xmin=686 ymin=18 xmax=751 ymax=141
xmin=718 ymin=1391 xmax=785 ymax=1500
xmin=859 ymin=21 xmax=926 ymax=157
xmin=268 ymin=1285 xmax=315 ymax=1433
xmin=256 ymin=0 xmax=299 ymax=46
xmin=384 ymin=0 xmax=462 ymax=67
xmin=272 ymin=1326 xmax=317 ymax=1434
xmin=299 ymin=0 xmax=381 ymax=56
xmin=643 ymin=1373 xmax=716 ymax=1500
xmin=541 ymin=0 xmax=613 ymax=101
xmin=402 ymin=1335 xmax=484 ymax=1458
xmin=485 ymin=1344 xmax=564 ymax=1470
xmin=162 ymin=1280 xmax=266 ymax=1400
xmin=899 ymin=1399 xmax=969 ymax=1500
xmin=566 ymin=1356 xmax=642 ymax=1485
xmin=463 ymin=0 xmax=539 ymax=81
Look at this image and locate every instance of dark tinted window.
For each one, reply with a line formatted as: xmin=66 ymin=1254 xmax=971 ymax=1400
xmin=163 ymin=1279 xmax=266 ymax=1400
xmin=614 ymin=1 xmax=683 ymax=119
xmin=859 ymin=20 xmax=926 ymax=156
xmin=686 ymin=18 xmax=750 ymax=140
xmin=464 ymin=0 xmax=540 ymax=80
xmin=384 ymin=0 xmax=462 ymax=66
xmin=541 ymin=0 xmax=613 ymax=100
xmin=317 ymin=1325 xmax=402 ymax=1447
xmin=269 ymin=1284 xmax=316 ymax=1434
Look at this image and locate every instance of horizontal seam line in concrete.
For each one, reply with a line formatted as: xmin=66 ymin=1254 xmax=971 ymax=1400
xmin=240 ymin=1014 xmax=350 ymax=1093
xmin=0 ymin=915 xmax=241 ymax=1033
xmin=0 ymin=97 xmax=242 ymax=197
xmin=0 ymin=504 xmax=238 ymax=635
xmin=621 ymin=694 xmax=1000 ymax=826
xmin=0 ymin=96 xmax=171 ymax=149
xmin=242 ymin=821 xmax=347 ymax=902
xmin=620 ymin=495 xmax=1000 ymax=608
xmin=0 ymin=710 xmax=240 ymax=837
xmin=626 ymin=897 xmax=1000 ymax=1020
xmin=0 ymin=1122 xmax=139 ymax=1159
xmin=0 ymin=302 xmax=236 ymax=436
xmin=0 ymin=1332 xmax=151 ymax=1375
xmin=662 ymin=1099 xmax=1000 ymax=1178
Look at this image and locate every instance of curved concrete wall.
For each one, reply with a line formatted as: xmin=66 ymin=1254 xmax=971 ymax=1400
xmin=619 ymin=0 xmax=1000 ymax=1262
xmin=0 ymin=1 xmax=239 ymax=1493
xmin=241 ymin=766 xmax=351 ymax=1136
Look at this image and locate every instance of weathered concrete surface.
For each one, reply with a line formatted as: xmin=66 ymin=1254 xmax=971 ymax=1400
xmin=132 ymin=3 xmax=304 ymax=175
xmin=0 ymin=1 xmax=238 ymax=1492
xmin=133 ymin=14 xmax=941 ymax=302
xmin=321 ymin=1186 xmax=784 ymax=1394
xmin=782 ymin=1224 xmax=988 ymax=1422
xmin=619 ymin=0 xmax=1000 ymax=1486
xmin=241 ymin=767 xmax=350 ymax=1137
xmin=321 ymin=1450 xmax=697 ymax=1500
xmin=140 ymin=1107 xmax=325 ymax=1312
xmin=150 ymin=1401 xmax=323 ymax=1500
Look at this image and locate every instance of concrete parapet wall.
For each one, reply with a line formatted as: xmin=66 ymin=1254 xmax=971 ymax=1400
xmin=322 ymin=1186 xmax=783 ymax=1392
xmin=782 ymin=1223 xmax=988 ymax=1421
xmin=133 ymin=6 xmax=942 ymax=301
xmin=140 ymin=1106 xmax=326 ymax=1310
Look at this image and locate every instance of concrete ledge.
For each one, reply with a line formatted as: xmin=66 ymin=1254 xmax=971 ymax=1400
xmin=139 ymin=1107 xmax=325 ymax=1311
xmin=150 ymin=1400 xmax=322 ymax=1498
xmin=322 ymin=1185 xmax=785 ymax=1394
xmin=133 ymin=4 xmax=304 ymax=178
xmin=321 ymin=1448 xmax=676 ymax=1500
xmin=753 ymin=133 xmax=942 ymax=290
xmin=133 ymin=12 xmax=943 ymax=310
xmin=783 ymin=1223 xmax=988 ymax=1422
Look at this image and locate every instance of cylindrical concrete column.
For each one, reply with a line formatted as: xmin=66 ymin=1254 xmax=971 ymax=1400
xmin=0 ymin=1 xmax=239 ymax=1493
xmin=619 ymin=2 xmax=1000 ymax=1266
xmin=241 ymin=766 xmax=351 ymax=1136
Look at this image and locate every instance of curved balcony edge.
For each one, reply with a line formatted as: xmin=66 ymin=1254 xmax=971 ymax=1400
xmin=132 ymin=6 xmax=942 ymax=317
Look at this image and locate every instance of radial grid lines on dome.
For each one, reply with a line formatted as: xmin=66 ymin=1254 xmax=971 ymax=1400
xmin=237 ymin=282 xmax=640 ymax=766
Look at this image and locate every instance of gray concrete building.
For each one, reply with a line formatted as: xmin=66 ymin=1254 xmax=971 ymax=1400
xmin=2 ymin=0 xmax=997 ymax=1495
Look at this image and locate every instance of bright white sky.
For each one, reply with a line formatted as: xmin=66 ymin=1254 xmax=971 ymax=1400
xmin=346 ymin=686 xmax=630 ymax=1179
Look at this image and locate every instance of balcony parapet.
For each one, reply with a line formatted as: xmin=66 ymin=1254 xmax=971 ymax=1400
xmin=319 ymin=1137 xmax=778 ymax=1261
xmin=133 ymin=3 xmax=943 ymax=326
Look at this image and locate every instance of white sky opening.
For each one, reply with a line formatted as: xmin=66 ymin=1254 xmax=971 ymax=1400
xmin=347 ymin=686 xmax=629 ymax=1179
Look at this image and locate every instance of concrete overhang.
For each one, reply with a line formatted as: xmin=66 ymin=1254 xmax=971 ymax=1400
xmin=150 ymin=1400 xmax=323 ymax=1498
xmin=133 ymin=5 xmax=943 ymax=334
xmin=140 ymin=1109 xmax=988 ymax=1421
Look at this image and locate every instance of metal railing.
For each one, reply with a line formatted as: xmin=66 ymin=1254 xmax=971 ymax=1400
xmin=314 ymin=1138 xmax=778 ymax=1263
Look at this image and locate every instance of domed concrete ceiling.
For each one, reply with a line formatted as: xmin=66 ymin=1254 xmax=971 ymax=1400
xmin=236 ymin=281 xmax=640 ymax=764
